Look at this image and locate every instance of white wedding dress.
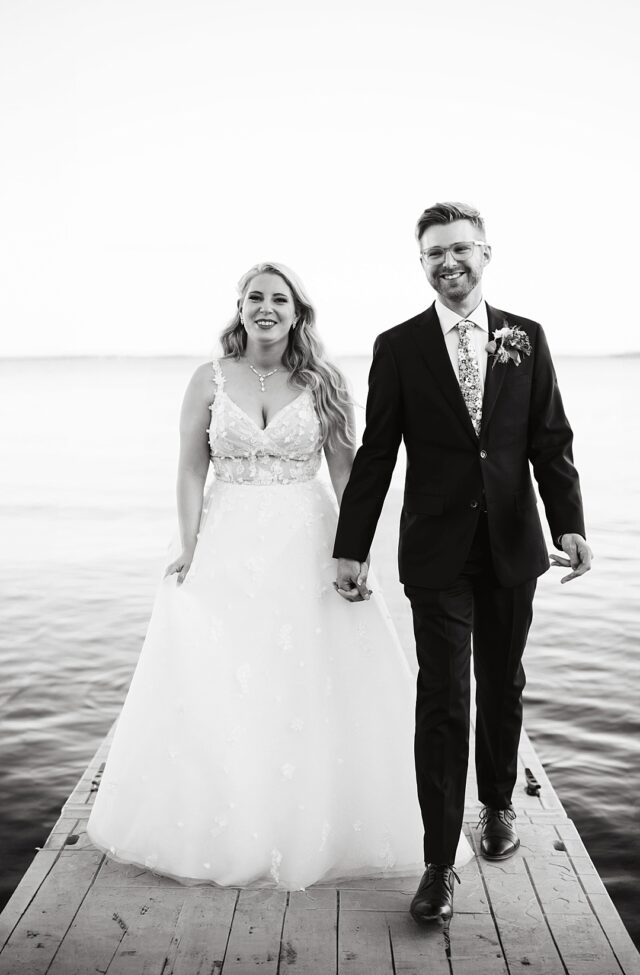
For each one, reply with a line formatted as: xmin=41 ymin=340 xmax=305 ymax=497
xmin=87 ymin=359 xmax=473 ymax=889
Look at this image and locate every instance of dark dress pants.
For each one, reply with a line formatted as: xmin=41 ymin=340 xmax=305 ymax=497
xmin=404 ymin=513 xmax=537 ymax=865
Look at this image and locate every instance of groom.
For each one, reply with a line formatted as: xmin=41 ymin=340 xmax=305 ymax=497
xmin=333 ymin=202 xmax=592 ymax=923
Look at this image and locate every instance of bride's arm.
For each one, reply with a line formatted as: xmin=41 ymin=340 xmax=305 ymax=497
xmin=165 ymin=365 xmax=213 ymax=583
xmin=323 ymin=399 xmax=357 ymax=508
xmin=325 ymin=401 xmax=372 ymax=601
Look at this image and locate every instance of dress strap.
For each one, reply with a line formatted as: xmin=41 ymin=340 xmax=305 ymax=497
xmin=211 ymin=358 xmax=226 ymax=391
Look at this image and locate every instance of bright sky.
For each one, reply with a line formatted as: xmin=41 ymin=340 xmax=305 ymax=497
xmin=1 ymin=0 xmax=638 ymax=357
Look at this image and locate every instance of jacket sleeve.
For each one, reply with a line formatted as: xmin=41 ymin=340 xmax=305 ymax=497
xmin=332 ymin=333 xmax=403 ymax=561
xmin=528 ymin=324 xmax=586 ymax=547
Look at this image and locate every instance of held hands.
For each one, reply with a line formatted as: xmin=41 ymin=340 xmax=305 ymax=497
xmin=549 ymin=533 xmax=594 ymax=584
xmin=164 ymin=547 xmax=195 ymax=585
xmin=334 ymin=557 xmax=372 ymax=602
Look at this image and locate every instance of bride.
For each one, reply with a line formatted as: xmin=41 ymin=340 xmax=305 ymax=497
xmin=86 ymin=261 xmax=473 ymax=889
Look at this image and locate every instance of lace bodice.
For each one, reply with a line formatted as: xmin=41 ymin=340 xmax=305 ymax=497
xmin=207 ymin=359 xmax=323 ymax=485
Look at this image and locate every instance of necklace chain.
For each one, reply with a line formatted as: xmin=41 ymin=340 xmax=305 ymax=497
xmin=247 ymin=360 xmax=279 ymax=393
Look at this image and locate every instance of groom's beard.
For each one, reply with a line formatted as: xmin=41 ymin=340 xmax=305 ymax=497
xmin=429 ymin=265 xmax=482 ymax=302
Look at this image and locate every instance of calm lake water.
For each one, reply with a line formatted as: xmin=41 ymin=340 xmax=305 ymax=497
xmin=0 ymin=354 xmax=638 ymax=946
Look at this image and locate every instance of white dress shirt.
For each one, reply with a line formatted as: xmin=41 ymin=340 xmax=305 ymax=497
xmin=435 ymin=298 xmax=489 ymax=394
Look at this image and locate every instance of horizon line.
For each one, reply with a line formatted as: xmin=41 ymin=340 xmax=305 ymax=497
xmin=1 ymin=351 xmax=639 ymax=362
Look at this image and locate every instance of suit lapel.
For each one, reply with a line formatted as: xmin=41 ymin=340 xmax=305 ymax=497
xmin=481 ymin=303 xmax=508 ymax=434
xmin=410 ymin=304 xmax=479 ymax=446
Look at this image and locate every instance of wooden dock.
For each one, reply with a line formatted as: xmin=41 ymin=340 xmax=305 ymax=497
xmin=1 ymin=522 xmax=639 ymax=974
xmin=1 ymin=719 xmax=638 ymax=975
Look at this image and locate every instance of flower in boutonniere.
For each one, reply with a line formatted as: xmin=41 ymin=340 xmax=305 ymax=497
xmin=485 ymin=320 xmax=532 ymax=367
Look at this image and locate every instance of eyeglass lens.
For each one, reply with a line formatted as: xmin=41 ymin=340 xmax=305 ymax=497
xmin=423 ymin=243 xmax=474 ymax=264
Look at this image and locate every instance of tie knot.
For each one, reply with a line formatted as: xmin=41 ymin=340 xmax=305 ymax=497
xmin=457 ymin=319 xmax=474 ymax=335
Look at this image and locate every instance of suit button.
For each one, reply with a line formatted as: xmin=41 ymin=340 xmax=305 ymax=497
xmin=480 ymin=449 xmax=487 ymax=459
xmin=470 ymin=500 xmax=479 ymax=509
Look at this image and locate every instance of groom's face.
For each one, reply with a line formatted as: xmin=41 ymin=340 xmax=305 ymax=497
xmin=419 ymin=219 xmax=491 ymax=302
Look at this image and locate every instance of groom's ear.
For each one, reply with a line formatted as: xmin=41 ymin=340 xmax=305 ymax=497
xmin=482 ymin=244 xmax=492 ymax=266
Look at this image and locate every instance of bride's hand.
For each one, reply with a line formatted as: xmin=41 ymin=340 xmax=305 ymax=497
xmin=164 ymin=549 xmax=195 ymax=585
xmin=334 ymin=558 xmax=372 ymax=602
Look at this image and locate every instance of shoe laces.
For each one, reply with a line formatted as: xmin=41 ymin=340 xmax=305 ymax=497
xmin=424 ymin=863 xmax=461 ymax=892
xmin=476 ymin=806 xmax=517 ymax=829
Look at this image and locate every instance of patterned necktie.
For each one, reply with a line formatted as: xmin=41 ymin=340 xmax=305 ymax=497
xmin=456 ymin=320 xmax=482 ymax=435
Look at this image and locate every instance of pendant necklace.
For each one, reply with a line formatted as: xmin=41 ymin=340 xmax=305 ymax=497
xmin=246 ymin=360 xmax=279 ymax=393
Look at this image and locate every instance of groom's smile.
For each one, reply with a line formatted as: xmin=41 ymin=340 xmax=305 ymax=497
xmin=439 ymin=269 xmax=468 ymax=289
xmin=437 ymin=266 xmax=474 ymax=300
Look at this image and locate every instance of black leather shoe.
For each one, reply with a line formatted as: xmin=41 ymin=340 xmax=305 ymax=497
xmin=478 ymin=805 xmax=520 ymax=860
xmin=409 ymin=863 xmax=460 ymax=922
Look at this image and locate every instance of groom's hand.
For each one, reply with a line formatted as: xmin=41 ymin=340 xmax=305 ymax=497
xmin=334 ymin=558 xmax=371 ymax=602
xmin=549 ymin=533 xmax=594 ymax=583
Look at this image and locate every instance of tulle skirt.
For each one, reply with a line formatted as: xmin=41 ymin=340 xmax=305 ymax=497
xmin=87 ymin=476 xmax=473 ymax=888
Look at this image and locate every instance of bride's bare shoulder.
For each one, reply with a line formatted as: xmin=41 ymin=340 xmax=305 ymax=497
xmin=183 ymin=361 xmax=218 ymax=406
xmin=184 ymin=355 xmax=242 ymax=403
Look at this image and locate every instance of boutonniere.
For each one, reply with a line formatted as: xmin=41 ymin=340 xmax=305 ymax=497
xmin=485 ymin=320 xmax=532 ymax=367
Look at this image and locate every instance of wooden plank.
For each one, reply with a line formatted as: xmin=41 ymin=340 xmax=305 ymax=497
xmin=41 ymin=817 xmax=79 ymax=851
xmin=525 ymin=857 xmax=593 ymax=916
xmin=56 ymin=821 xmax=96 ymax=852
xmin=0 ymin=850 xmax=59 ymax=954
xmin=61 ymin=802 xmax=94 ymax=818
xmin=46 ymin=884 xmax=167 ymax=975
xmin=555 ymin=841 xmax=640 ymax=975
xmin=62 ymin=762 xmax=104 ymax=809
xmin=94 ymin=889 xmax=185 ymax=975
xmin=542 ymin=913 xmax=625 ymax=975
xmin=222 ymin=888 xmax=288 ymax=975
xmin=517 ymin=811 xmax=572 ymax=824
xmin=524 ymin=858 xmax=628 ymax=975
xmin=279 ymin=889 xmax=336 ymax=974
xmin=512 ymin=823 xmax=574 ymax=858
xmin=447 ymin=912 xmax=508 ymax=975
xmin=454 ymin=857 xmax=489 ymax=914
xmin=338 ymin=903 xmax=394 ymax=975
xmin=477 ymin=856 xmax=565 ymax=975
xmin=340 ymin=888 xmax=410 ymax=913
xmin=555 ymin=819 xmax=599 ymax=856
xmin=386 ymin=911 xmax=451 ymax=975
xmin=164 ymin=887 xmax=238 ymax=975
xmin=0 ymin=850 xmax=102 ymax=975
xmin=585 ymin=896 xmax=640 ymax=975
xmin=65 ymin=776 xmax=95 ymax=803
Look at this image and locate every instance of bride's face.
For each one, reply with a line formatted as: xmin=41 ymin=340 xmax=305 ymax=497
xmin=240 ymin=273 xmax=297 ymax=345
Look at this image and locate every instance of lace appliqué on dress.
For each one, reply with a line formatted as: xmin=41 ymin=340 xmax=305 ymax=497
xmin=207 ymin=359 xmax=323 ymax=485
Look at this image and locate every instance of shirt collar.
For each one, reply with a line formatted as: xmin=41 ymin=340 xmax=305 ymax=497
xmin=435 ymin=298 xmax=488 ymax=336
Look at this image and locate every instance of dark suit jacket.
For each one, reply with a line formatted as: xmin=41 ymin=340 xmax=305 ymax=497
xmin=333 ymin=302 xmax=586 ymax=588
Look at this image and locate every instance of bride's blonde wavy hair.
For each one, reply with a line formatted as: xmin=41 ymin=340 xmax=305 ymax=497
xmin=219 ymin=262 xmax=354 ymax=450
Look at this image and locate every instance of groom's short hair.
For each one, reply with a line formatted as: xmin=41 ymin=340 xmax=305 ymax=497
xmin=415 ymin=202 xmax=486 ymax=240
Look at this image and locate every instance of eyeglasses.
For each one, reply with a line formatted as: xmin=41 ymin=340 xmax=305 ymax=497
xmin=420 ymin=241 xmax=487 ymax=265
